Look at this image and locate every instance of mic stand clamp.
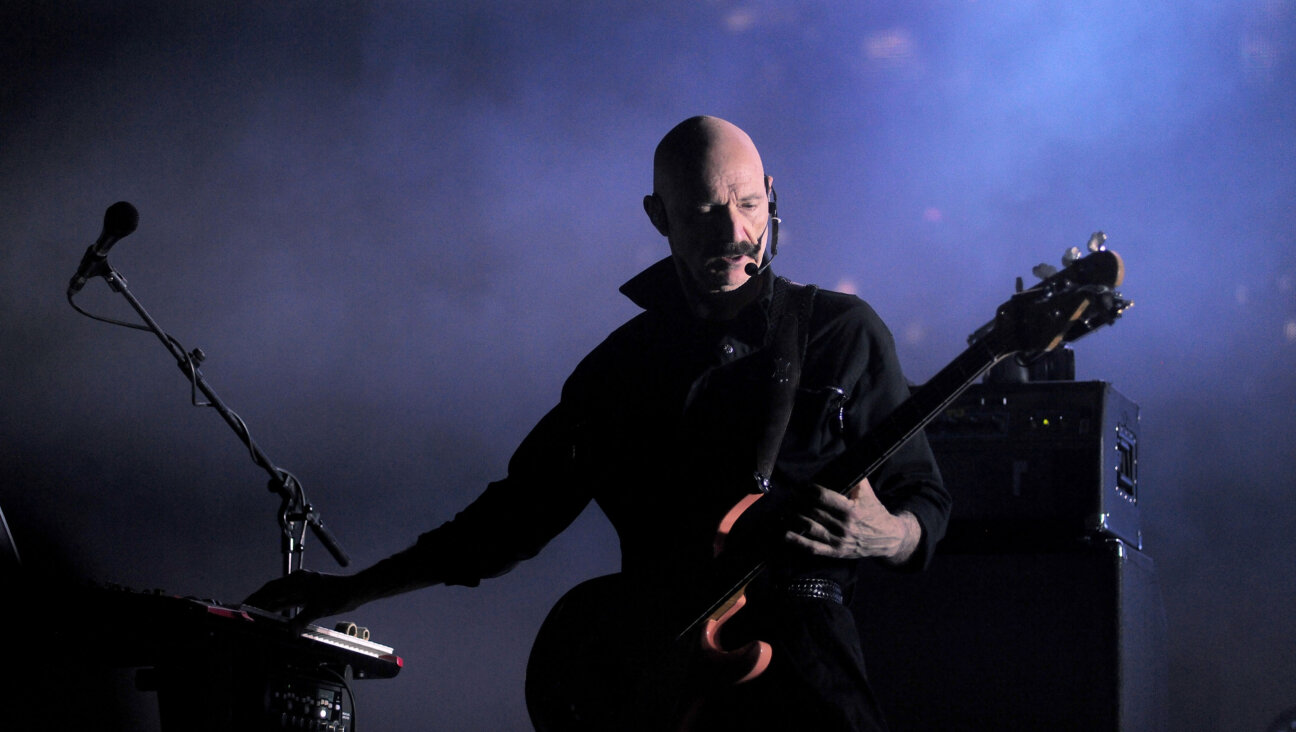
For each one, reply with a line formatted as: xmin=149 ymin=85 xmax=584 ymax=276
xmin=269 ymin=472 xmax=350 ymax=576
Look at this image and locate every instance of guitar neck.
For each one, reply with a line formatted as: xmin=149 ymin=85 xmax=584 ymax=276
xmin=812 ymin=334 xmax=1007 ymax=493
xmin=677 ymin=334 xmax=1009 ymax=641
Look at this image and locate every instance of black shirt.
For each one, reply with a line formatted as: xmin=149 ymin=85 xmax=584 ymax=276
xmin=414 ymin=258 xmax=947 ymax=585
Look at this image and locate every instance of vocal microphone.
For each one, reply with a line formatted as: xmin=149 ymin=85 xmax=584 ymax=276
xmin=744 ymin=261 xmax=764 ymax=277
xmin=68 ymin=201 xmax=139 ymax=295
xmin=744 ymin=186 xmax=780 ymax=278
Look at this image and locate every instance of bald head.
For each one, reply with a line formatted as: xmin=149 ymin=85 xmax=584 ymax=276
xmin=652 ymin=115 xmax=766 ymax=198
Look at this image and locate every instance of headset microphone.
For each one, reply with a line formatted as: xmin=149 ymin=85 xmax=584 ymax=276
xmin=745 ymin=185 xmax=780 ymax=277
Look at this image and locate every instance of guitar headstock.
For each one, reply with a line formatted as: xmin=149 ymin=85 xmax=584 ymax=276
xmin=981 ymin=237 xmax=1132 ymax=360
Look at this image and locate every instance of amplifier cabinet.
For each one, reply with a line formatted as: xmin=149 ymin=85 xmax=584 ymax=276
xmin=926 ymin=380 xmax=1141 ymax=549
xmin=854 ymin=539 xmax=1169 ymax=731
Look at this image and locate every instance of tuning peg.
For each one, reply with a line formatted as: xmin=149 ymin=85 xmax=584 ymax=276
xmin=1031 ymin=263 xmax=1057 ymax=280
xmin=1086 ymin=231 xmax=1107 ymax=252
xmin=1062 ymin=246 xmax=1083 ymax=267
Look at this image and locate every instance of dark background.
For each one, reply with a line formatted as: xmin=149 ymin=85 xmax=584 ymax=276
xmin=3 ymin=1 xmax=1293 ymax=729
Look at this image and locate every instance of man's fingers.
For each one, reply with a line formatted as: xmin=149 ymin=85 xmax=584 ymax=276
xmin=787 ymin=513 xmax=856 ymax=556
xmin=785 ymin=526 xmax=852 ymax=559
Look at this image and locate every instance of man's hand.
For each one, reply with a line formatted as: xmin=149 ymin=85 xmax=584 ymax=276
xmin=784 ymin=477 xmax=921 ymax=564
xmin=244 ymin=570 xmax=360 ymax=630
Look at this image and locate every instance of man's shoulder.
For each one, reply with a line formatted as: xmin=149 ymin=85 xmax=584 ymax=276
xmin=792 ymin=282 xmax=888 ymax=335
xmin=559 ymin=311 xmax=661 ymax=399
xmin=590 ymin=309 xmax=664 ymax=354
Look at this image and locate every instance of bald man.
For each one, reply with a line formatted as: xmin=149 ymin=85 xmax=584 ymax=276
xmin=248 ymin=116 xmax=949 ymax=730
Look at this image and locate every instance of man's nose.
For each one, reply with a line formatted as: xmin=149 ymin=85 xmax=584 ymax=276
xmin=719 ymin=203 xmax=750 ymax=242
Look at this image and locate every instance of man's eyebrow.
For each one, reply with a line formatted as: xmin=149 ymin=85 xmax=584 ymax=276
xmin=691 ymin=191 xmax=766 ymax=206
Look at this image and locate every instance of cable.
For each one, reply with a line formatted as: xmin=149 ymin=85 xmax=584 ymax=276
xmin=67 ymin=290 xmax=151 ymax=331
xmin=69 ymin=288 xmax=288 ymax=481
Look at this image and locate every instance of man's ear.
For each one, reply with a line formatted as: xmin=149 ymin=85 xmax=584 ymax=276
xmin=643 ymin=194 xmax=669 ymax=236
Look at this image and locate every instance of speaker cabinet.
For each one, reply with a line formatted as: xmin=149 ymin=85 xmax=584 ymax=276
xmin=853 ymin=539 xmax=1168 ymax=731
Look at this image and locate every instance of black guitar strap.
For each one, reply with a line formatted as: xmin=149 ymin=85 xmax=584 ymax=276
xmin=752 ymin=277 xmax=817 ymax=493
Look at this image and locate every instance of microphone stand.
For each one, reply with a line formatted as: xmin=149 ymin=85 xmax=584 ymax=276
xmin=78 ymin=262 xmax=350 ymax=581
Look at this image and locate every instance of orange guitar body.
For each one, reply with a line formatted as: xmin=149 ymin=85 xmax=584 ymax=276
xmin=525 ymin=492 xmax=776 ymax=731
xmin=700 ymin=492 xmax=773 ymax=685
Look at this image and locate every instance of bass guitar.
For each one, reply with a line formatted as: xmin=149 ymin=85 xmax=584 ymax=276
xmin=526 ymin=240 xmax=1132 ymax=731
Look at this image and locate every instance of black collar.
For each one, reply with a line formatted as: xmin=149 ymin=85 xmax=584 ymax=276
xmin=619 ymin=256 xmax=776 ymax=323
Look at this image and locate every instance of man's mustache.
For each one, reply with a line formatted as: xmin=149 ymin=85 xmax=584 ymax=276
xmin=704 ymin=241 xmax=761 ymax=261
